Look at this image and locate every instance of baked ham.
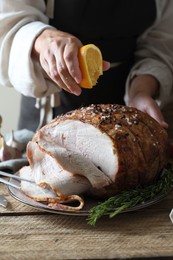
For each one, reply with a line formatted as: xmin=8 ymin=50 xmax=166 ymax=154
xmin=20 ymin=104 xmax=169 ymax=210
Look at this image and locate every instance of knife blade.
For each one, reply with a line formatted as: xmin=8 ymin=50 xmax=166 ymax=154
xmin=0 ymin=195 xmax=8 ymax=208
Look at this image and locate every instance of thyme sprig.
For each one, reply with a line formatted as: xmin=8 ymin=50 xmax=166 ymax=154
xmin=87 ymin=164 xmax=173 ymax=226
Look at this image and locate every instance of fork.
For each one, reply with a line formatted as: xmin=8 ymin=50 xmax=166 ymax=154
xmin=0 ymin=170 xmax=35 ymax=190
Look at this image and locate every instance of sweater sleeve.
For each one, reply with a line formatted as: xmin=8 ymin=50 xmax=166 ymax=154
xmin=0 ymin=0 xmax=59 ymax=98
xmin=124 ymin=0 xmax=173 ymax=108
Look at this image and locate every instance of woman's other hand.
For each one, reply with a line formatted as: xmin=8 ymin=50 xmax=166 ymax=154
xmin=128 ymin=75 xmax=168 ymax=129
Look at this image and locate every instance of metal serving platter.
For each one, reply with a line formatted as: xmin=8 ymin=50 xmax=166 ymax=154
xmin=8 ymin=172 xmax=170 ymax=217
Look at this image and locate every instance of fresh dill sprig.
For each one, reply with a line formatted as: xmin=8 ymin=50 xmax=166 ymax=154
xmin=87 ymin=164 xmax=173 ymax=226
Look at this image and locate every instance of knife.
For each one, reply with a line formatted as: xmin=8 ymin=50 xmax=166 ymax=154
xmin=0 ymin=194 xmax=8 ymax=208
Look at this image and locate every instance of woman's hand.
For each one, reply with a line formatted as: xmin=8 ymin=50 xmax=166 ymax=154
xmin=128 ymin=75 xmax=168 ymax=128
xmin=32 ymin=28 xmax=83 ymax=95
xmin=32 ymin=28 xmax=110 ymax=96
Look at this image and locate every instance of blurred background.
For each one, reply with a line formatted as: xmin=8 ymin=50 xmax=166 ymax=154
xmin=0 ymin=86 xmax=172 ymax=139
xmin=0 ymin=87 xmax=20 ymax=134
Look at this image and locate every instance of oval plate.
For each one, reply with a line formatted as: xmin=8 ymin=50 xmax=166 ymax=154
xmin=8 ymin=172 xmax=170 ymax=216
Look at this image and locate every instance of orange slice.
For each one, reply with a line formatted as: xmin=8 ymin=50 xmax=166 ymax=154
xmin=78 ymin=44 xmax=103 ymax=88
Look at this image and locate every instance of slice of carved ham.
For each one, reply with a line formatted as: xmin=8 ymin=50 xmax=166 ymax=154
xmin=20 ymin=104 xmax=169 ymax=210
xmin=20 ymin=166 xmax=85 ymax=211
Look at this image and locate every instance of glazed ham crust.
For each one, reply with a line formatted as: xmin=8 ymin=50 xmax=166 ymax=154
xmin=30 ymin=104 xmax=168 ymax=198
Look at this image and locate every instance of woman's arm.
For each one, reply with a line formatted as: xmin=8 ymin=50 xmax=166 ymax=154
xmin=125 ymin=0 xmax=173 ymax=126
xmin=0 ymin=0 xmax=58 ymax=98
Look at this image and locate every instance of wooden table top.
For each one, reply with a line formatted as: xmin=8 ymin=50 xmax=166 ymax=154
xmin=0 ymin=182 xmax=173 ymax=260
xmin=0 ymin=103 xmax=173 ymax=260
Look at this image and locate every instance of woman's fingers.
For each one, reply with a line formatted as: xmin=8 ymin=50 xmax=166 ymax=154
xmin=54 ymin=47 xmax=82 ymax=95
xmin=145 ymin=103 xmax=169 ymax=129
xmin=35 ymin=29 xmax=83 ymax=95
xmin=103 ymin=60 xmax=110 ymax=71
xmin=39 ymin=40 xmax=82 ymax=95
xmin=129 ymin=94 xmax=169 ymax=129
xmin=64 ymin=38 xmax=83 ymax=84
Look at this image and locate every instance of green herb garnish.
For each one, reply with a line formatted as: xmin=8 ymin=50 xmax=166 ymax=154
xmin=87 ymin=164 xmax=173 ymax=226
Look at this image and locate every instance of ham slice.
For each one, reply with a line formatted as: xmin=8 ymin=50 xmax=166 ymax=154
xmin=26 ymin=141 xmax=91 ymax=196
xmin=20 ymin=166 xmax=85 ymax=211
xmin=20 ymin=104 xmax=169 ymax=208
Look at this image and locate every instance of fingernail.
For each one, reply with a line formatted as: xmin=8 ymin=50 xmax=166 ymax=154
xmin=162 ymin=121 xmax=169 ymax=129
xmin=74 ymin=88 xmax=82 ymax=96
xmin=75 ymin=76 xmax=81 ymax=84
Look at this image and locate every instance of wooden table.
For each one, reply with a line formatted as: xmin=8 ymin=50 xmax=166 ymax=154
xmin=0 ymin=103 xmax=173 ymax=260
xmin=0 ymin=182 xmax=173 ymax=260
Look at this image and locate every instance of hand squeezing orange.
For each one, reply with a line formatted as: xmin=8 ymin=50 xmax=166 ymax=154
xmin=78 ymin=44 xmax=103 ymax=88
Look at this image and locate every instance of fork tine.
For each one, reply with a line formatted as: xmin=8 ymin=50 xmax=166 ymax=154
xmin=0 ymin=171 xmax=35 ymax=183
xmin=0 ymin=177 xmax=21 ymax=190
